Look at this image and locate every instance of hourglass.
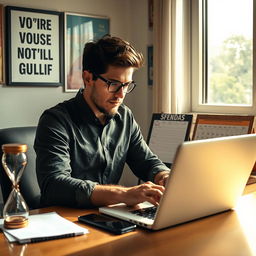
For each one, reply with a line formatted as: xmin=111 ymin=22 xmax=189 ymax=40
xmin=2 ymin=144 xmax=29 ymax=229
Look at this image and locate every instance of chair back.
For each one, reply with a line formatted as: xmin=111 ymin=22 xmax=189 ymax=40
xmin=0 ymin=126 xmax=41 ymax=209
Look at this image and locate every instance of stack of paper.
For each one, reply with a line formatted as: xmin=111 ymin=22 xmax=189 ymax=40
xmin=0 ymin=212 xmax=89 ymax=244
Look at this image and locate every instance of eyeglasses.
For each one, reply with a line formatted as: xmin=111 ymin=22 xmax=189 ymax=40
xmin=93 ymin=73 xmax=136 ymax=94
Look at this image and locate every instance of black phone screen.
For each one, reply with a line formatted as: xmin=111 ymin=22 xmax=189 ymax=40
xmin=78 ymin=213 xmax=136 ymax=235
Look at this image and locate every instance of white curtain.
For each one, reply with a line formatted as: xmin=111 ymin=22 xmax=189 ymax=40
xmin=152 ymin=0 xmax=191 ymax=114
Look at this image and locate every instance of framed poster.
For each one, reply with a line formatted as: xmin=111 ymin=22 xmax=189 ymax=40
xmin=64 ymin=12 xmax=110 ymax=92
xmin=5 ymin=6 xmax=63 ymax=86
xmin=147 ymin=45 xmax=153 ymax=86
xmin=148 ymin=0 xmax=153 ymax=29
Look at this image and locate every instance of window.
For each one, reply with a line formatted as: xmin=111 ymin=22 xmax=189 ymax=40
xmin=191 ymin=0 xmax=256 ymax=114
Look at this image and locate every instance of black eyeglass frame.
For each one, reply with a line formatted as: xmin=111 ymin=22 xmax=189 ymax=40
xmin=93 ymin=73 xmax=136 ymax=94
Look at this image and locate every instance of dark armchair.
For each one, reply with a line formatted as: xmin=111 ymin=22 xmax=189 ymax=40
xmin=0 ymin=126 xmax=41 ymax=209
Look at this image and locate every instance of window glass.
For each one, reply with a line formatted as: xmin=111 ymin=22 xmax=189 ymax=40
xmin=205 ymin=0 xmax=253 ymax=105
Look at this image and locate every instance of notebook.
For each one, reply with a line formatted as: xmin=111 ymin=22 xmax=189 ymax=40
xmin=99 ymin=134 xmax=256 ymax=230
xmin=0 ymin=212 xmax=89 ymax=244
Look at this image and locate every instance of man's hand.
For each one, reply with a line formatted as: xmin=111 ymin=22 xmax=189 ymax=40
xmin=122 ymin=181 xmax=165 ymax=206
xmin=90 ymin=182 xmax=165 ymax=207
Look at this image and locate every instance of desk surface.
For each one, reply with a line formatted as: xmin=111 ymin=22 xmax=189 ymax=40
xmin=1 ymin=184 xmax=256 ymax=256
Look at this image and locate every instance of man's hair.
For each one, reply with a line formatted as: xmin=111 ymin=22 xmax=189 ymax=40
xmin=82 ymin=35 xmax=144 ymax=77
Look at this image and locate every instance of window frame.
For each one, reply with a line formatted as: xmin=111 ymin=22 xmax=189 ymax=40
xmin=191 ymin=0 xmax=256 ymax=115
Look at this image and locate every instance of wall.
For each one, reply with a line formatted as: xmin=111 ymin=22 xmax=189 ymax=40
xmin=119 ymin=0 xmax=154 ymax=186
xmin=0 ymin=0 xmax=153 ymax=135
xmin=0 ymin=0 xmax=151 ymax=130
xmin=0 ymin=0 xmax=153 ymax=190
xmin=129 ymin=0 xmax=153 ymax=136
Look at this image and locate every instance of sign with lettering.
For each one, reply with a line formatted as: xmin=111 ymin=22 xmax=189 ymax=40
xmin=6 ymin=6 xmax=63 ymax=86
xmin=147 ymin=113 xmax=193 ymax=167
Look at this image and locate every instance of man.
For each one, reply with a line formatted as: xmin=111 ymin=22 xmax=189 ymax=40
xmin=34 ymin=35 xmax=170 ymax=208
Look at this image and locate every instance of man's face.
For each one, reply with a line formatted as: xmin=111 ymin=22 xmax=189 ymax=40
xmin=86 ymin=66 xmax=134 ymax=118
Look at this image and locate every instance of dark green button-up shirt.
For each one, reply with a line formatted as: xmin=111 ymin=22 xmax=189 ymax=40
xmin=34 ymin=89 xmax=169 ymax=208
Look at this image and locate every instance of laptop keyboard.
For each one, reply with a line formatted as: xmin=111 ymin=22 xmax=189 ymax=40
xmin=131 ymin=206 xmax=157 ymax=220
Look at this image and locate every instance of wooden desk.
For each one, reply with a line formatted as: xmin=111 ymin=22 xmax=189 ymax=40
xmin=1 ymin=186 xmax=256 ymax=256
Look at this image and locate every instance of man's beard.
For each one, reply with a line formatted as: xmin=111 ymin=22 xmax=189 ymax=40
xmin=94 ymin=102 xmax=117 ymax=118
xmin=91 ymin=83 xmax=120 ymax=118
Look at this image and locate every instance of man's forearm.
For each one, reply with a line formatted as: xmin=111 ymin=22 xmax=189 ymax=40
xmin=90 ymin=182 xmax=165 ymax=207
xmin=90 ymin=184 xmax=127 ymax=206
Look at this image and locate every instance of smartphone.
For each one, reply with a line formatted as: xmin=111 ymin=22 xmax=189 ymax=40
xmin=78 ymin=213 xmax=136 ymax=235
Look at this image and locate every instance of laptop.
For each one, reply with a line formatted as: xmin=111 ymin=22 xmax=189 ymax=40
xmin=99 ymin=134 xmax=256 ymax=230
